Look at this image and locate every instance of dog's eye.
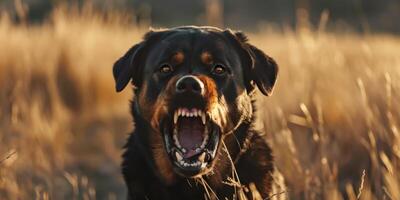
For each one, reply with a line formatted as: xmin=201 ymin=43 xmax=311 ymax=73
xmin=160 ymin=64 xmax=173 ymax=74
xmin=212 ymin=64 xmax=227 ymax=75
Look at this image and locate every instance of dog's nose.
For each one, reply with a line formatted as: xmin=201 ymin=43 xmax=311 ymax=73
xmin=176 ymin=75 xmax=204 ymax=95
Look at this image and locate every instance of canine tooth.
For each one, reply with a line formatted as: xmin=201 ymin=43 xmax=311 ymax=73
xmin=174 ymin=111 xmax=178 ymax=124
xmin=175 ymin=151 xmax=183 ymax=161
xmin=198 ymin=110 xmax=202 ymax=117
xmin=198 ymin=152 xmax=206 ymax=163
xmin=201 ymin=113 xmax=206 ymax=124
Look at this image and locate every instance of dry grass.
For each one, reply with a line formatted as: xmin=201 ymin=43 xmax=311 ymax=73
xmin=1 ymin=6 xmax=400 ymax=200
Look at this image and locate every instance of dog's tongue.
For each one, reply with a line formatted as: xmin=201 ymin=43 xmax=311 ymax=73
xmin=178 ymin=118 xmax=204 ymax=158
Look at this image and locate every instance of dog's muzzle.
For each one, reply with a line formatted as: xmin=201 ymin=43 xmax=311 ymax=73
xmin=161 ymin=75 xmax=221 ymax=177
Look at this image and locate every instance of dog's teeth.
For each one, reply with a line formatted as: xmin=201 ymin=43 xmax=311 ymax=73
xmin=180 ymin=109 xmax=184 ymax=117
xmin=178 ymin=108 xmax=182 ymax=117
xmin=175 ymin=151 xmax=183 ymax=161
xmin=181 ymin=148 xmax=187 ymax=153
xmin=194 ymin=109 xmax=199 ymax=117
xmin=201 ymin=113 xmax=206 ymax=124
xmin=179 ymin=160 xmax=185 ymax=165
xmin=198 ymin=152 xmax=206 ymax=163
xmin=195 ymin=148 xmax=201 ymax=153
xmin=198 ymin=110 xmax=202 ymax=117
xmin=174 ymin=111 xmax=178 ymax=124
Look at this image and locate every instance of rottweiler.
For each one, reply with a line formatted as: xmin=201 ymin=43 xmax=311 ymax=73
xmin=113 ymin=26 xmax=278 ymax=200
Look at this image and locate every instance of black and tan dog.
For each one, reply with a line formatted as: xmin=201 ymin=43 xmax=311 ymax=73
xmin=113 ymin=26 xmax=278 ymax=200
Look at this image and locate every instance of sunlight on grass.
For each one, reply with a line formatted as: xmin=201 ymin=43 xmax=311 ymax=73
xmin=1 ymin=5 xmax=400 ymax=200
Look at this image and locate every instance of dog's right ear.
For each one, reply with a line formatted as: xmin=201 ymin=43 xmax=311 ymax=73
xmin=113 ymin=42 xmax=145 ymax=92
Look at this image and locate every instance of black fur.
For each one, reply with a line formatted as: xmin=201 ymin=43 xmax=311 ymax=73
xmin=113 ymin=26 xmax=278 ymax=200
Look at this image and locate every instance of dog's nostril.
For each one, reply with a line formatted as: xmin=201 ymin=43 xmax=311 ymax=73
xmin=176 ymin=75 xmax=204 ymax=94
xmin=176 ymin=82 xmax=186 ymax=93
xmin=192 ymin=82 xmax=201 ymax=93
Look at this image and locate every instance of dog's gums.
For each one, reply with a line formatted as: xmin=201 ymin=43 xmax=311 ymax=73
xmin=162 ymin=107 xmax=220 ymax=177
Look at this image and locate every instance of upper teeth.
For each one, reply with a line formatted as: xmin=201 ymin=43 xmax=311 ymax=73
xmin=174 ymin=108 xmax=206 ymax=124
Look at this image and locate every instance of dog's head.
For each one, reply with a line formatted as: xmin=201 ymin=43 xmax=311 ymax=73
xmin=114 ymin=26 xmax=278 ymax=179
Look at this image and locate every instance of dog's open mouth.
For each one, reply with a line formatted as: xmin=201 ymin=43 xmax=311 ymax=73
xmin=162 ymin=107 xmax=220 ymax=177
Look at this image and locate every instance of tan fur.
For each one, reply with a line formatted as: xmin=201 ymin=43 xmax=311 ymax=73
xmin=200 ymin=51 xmax=213 ymax=65
xmin=197 ymin=75 xmax=230 ymax=132
xmin=172 ymin=51 xmax=185 ymax=65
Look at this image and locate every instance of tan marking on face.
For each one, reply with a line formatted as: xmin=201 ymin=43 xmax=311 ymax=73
xmin=197 ymin=75 xmax=230 ymax=132
xmin=200 ymin=51 xmax=213 ymax=65
xmin=171 ymin=51 xmax=184 ymax=65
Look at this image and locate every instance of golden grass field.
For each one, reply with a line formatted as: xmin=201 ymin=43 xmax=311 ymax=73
xmin=0 ymin=7 xmax=400 ymax=200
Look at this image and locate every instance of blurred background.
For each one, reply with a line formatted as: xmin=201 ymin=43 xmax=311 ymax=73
xmin=0 ymin=0 xmax=400 ymax=200
xmin=1 ymin=0 xmax=400 ymax=32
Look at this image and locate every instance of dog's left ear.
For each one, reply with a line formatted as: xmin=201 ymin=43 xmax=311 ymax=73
xmin=113 ymin=42 xmax=145 ymax=92
xmin=224 ymin=30 xmax=278 ymax=96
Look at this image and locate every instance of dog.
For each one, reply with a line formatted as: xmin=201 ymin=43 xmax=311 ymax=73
xmin=113 ymin=26 xmax=278 ymax=200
